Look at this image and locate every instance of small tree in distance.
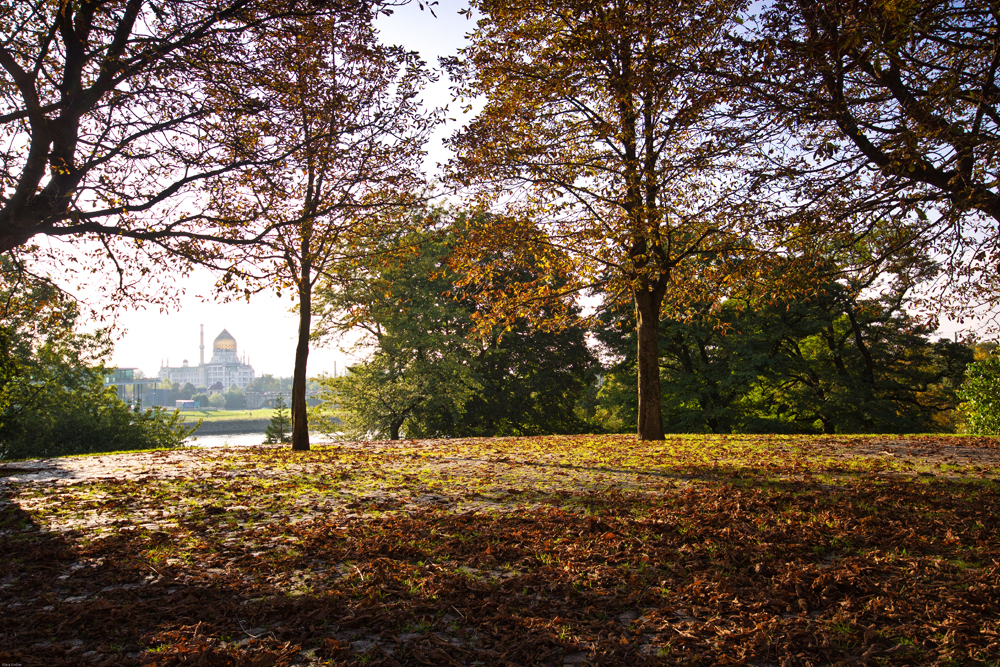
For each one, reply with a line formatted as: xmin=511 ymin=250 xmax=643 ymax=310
xmin=225 ymin=386 xmax=246 ymax=411
xmin=265 ymin=397 xmax=292 ymax=444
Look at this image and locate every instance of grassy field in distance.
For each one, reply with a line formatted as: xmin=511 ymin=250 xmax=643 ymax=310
xmin=175 ymin=408 xmax=275 ymax=422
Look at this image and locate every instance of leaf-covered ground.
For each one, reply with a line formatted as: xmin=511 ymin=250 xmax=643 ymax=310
xmin=1 ymin=434 xmax=999 ymax=666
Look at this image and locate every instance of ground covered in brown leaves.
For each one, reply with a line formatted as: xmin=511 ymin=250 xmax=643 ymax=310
xmin=1 ymin=434 xmax=999 ymax=666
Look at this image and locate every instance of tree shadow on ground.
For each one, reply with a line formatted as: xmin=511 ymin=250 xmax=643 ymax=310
xmin=1 ymin=476 xmax=999 ymax=666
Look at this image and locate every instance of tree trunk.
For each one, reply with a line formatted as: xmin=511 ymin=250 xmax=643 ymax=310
xmin=820 ymin=415 xmax=835 ymax=435
xmin=389 ymin=418 xmax=403 ymax=441
xmin=291 ymin=257 xmax=312 ymax=452
xmin=635 ymin=286 xmax=666 ymax=441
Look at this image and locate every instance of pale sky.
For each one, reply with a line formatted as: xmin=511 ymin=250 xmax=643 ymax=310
xmin=106 ymin=0 xmax=476 ymax=379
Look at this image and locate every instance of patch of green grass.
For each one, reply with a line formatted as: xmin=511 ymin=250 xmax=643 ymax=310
xmin=178 ymin=409 xmax=274 ymax=423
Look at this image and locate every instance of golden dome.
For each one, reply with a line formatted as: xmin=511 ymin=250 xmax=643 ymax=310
xmin=214 ymin=329 xmax=237 ymax=351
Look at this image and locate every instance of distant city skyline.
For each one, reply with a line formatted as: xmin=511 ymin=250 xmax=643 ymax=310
xmin=109 ymin=268 xmax=362 ymax=378
xmin=107 ymin=0 xmax=472 ymax=378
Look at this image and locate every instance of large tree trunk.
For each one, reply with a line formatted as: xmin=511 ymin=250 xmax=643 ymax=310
xmin=291 ymin=257 xmax=312 ymax=452
xmin=635 ymin=286 xmax=666 ymax=441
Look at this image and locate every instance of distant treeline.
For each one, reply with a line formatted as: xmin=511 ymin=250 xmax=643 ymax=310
xmin=311 ymin=220 xmax=984 ymax=440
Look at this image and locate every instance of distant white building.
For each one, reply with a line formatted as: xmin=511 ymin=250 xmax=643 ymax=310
xmin=157 ymin=326 xmax=255 ymax=390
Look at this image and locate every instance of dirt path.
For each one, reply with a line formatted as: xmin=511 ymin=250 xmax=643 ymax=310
xmin=0 ymin=445 xmax=276 ymax=485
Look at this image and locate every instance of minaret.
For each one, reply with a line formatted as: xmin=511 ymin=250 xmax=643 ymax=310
xmin=198 ymin=325 xmax=207 ymax=388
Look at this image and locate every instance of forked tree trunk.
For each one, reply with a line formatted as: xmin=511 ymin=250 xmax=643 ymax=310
xmin=635 ymin=286 xmax=666 ymax=441
xmin=291 ymin=257 xmax=312 ymax=452
xmin=389 ymin=418 xmax=403 ymax=441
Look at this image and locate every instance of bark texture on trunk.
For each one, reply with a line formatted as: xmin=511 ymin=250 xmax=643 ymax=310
xmin=635 ymin=286 xmax=666 ymax=441
xmin=291 ymin=257 xmax=311 ymax=452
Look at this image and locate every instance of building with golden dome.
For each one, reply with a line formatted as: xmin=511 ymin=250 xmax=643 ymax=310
xmin=157 ymin=326 xmax=255 ymax=390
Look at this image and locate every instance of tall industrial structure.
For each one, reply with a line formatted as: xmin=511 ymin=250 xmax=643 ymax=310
xmin=157 ymin=327 xmax=255 ymax=390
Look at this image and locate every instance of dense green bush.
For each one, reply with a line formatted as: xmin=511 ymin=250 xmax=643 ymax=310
xmin=225 ymin=386 xmax=246 ymax=410
xmin=958 ymin=351 xmax=1000 ymax=435
xmin=0 ymin=259 xmax=195 ymax=460
xmin=2 ymin=371 xmax=194 ymax=460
